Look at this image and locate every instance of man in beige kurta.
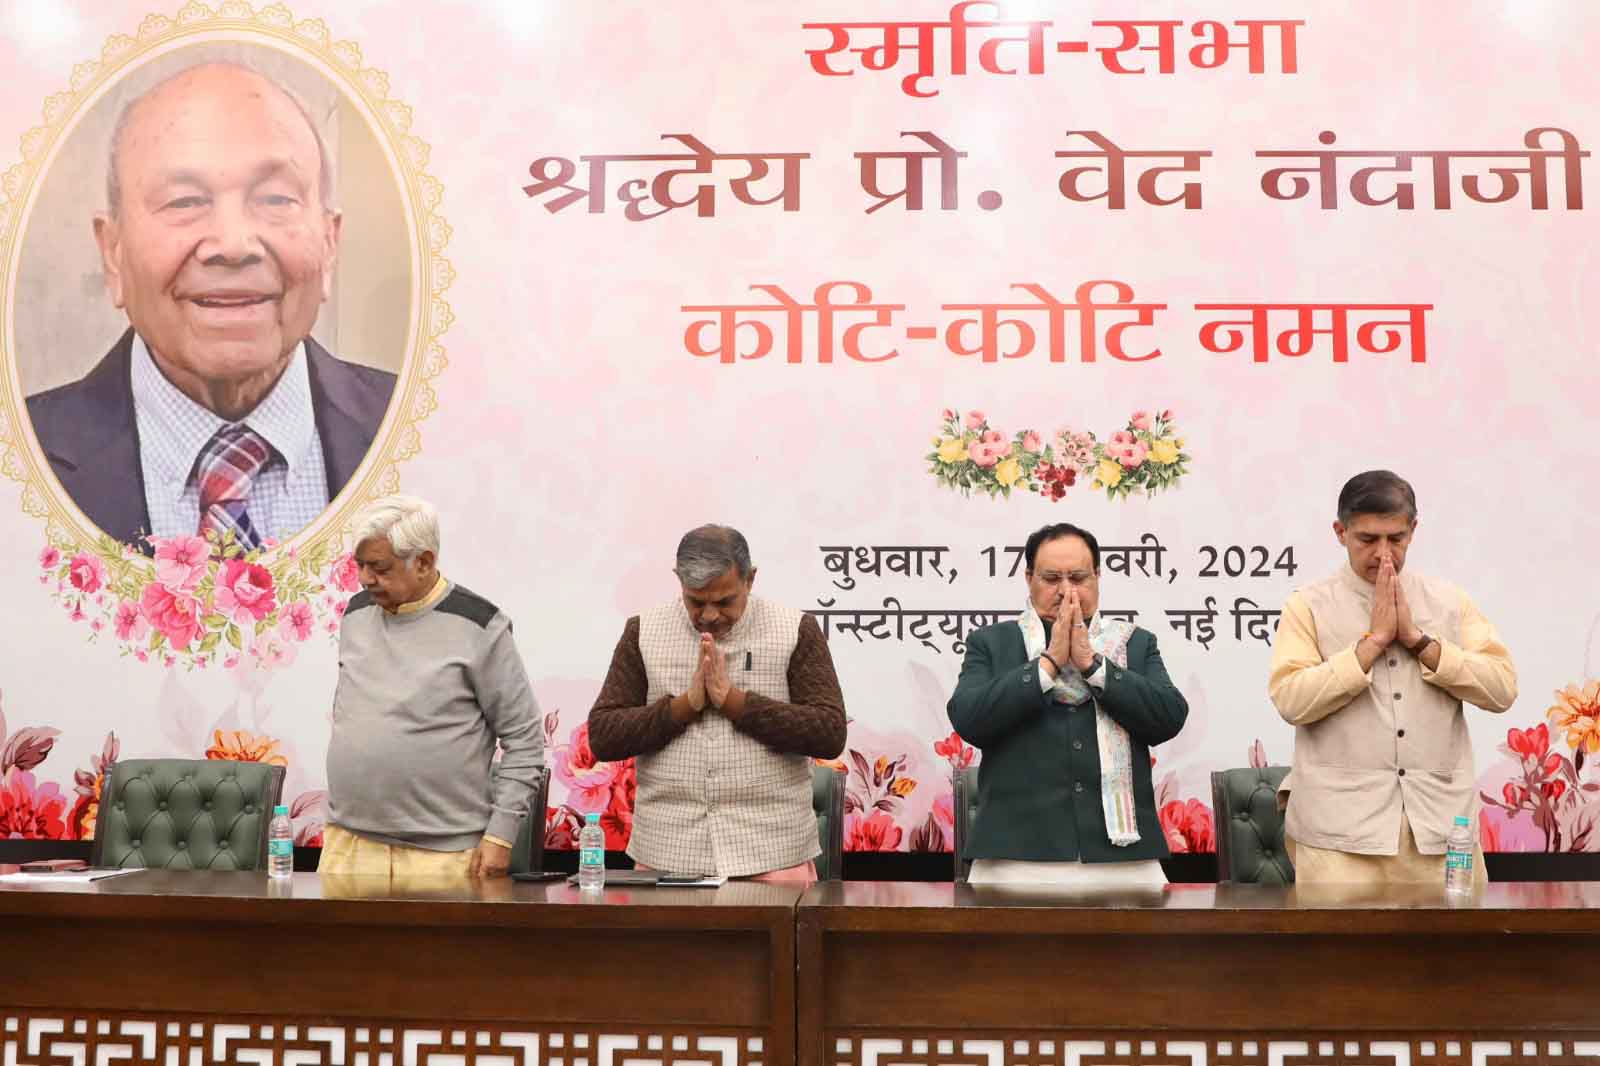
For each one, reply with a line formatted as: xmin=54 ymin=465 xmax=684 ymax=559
xmin=1269 ymin=470 xmax=1517 ymax=885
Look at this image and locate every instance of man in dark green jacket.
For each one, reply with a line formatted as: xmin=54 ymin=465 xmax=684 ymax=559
xmin=948 ymin=522 xmax=1188 ymax=885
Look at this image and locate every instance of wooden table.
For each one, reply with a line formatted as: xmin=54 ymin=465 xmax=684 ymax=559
xmin=796 ymin=881 xmax=1600 ymax=1066
xmin=0 ymin=871 xmax=798 ymax=1066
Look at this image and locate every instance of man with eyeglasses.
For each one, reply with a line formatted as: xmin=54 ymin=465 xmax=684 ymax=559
xmin=948 ymin=522 xmax=1189 ymax=886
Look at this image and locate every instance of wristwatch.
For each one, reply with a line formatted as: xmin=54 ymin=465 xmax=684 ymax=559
xmin=1403 ymin=631 xmax=1435 ymax=656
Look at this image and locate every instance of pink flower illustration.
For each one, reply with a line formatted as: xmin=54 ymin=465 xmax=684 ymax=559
xmin=1119 ymin=443 xmax=1149 ymax=469
xmin=154 ymin=536 xmax=211 ymax=591
xmin=964 ymin=410 xmax=986 ymax=430
xmin=114 ymin=601 xmax=149 ymax=642
xmin=253 ymin=638 xmax=297 ymax=670
xmin=1160 ymin=408 xmax=1175 ymax=421
xmin=552 ymin=722 xmax=626 ymax=811
xmin=214 ymin=559 xmax=277 ymax=625
xmin=1159 ymin=798 xmax=1216 ymax=853
xmin=68 ymin=602 xmax=86 ymax=624
xmin=941 ymin=408 xmax=957 ymax=422
xmin=933 ymin=792 xmax=955 ymax=829
xmin=0 ymin=770 xmax=69 ymax=840
xmin=39 ymin=547 xmax=60 ymax=570
xmin=1131 ymin=410 xmax=1154 ymax=431
xmin=140 ymin=583 xmax=202 ymax=651
xmin=1021 ymin=431 xmax=1044 ymax=454
xmin=330 ymin=553 xmax=361 ymax=593
xmin=278 ymin=602 xmax=315 ymax=642
xmin=844 ymin=811 xmax=904 ymax=852
xmin=68 ymin=553 xmax=107 ymax=594
xmin=980 ymin=430 xmax=1003 ymax=444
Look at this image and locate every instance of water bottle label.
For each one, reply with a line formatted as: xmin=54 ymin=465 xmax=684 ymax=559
xmin=1446 ymin=850 xmax=1472 ymax=870
xmin=268 ymin=840 xmax=292 ymax=858
xmin=579 ymin=846 xmax=603 ymax=866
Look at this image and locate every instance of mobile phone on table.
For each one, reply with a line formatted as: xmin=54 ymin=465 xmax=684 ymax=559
xmin=510 ymin=870 xmax=569 ymax=882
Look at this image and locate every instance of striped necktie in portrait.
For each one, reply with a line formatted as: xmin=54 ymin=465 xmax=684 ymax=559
xmin=195 ymin=424 xmax=273 ymax=550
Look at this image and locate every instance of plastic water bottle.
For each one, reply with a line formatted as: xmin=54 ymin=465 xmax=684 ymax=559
xmin=1445 ymin=814 xmax=1475 ymax=895
xmin=267 ymin=804 xmax=294 ymax=880
xmin=578 ymin=812 xmax=606 ymax=890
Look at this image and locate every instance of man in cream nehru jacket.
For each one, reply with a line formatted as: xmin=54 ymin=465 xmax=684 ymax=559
xmin=588 ymin=524 xmax=847 ymax=882
xmin=1270 ymin=470 xmax=1517 ymax=885
xmin=323 ymin=495 xmax=544 ymax=879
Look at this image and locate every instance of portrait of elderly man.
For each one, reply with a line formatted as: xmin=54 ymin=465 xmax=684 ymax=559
xmin=25 ymin=61 xmax=395 ymax=547
xmin=323 ymin=495 xmax=544 ymax=879
xmin=948 ymin=521 xmax=1189 ymax=887
xmin=588 ymin=524 xmax=848 ymax=882
xmin=1270 ymin=470 xmax=1517 ymax=885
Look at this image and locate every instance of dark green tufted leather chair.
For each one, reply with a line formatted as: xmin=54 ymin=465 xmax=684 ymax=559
xmin=508 ymin=767 xmax=553 ymax=875
xmin=91 ymin=758 xmax=286 ymax=870
xmin=952 ymin=766 xmax=979 ymax=882
xmin=1211 ymin=766 xmax=1295 ymax=884
xmin=813 ymin=764 xmax=846 ymax=881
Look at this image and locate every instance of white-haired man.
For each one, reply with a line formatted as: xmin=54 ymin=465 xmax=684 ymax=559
xmin=323 ymin=495 xmax=545 ymax=879
xmin=588 ymin=524 xmax=847 ymax=882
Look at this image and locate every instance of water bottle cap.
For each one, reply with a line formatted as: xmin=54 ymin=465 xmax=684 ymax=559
xmin=1454 ymin=815 xmax=1470 ymax=826
xmin=273 ymin=805 xmax=289 ymax=816
xmin=584 ymin=812 xmax=600 ymax=824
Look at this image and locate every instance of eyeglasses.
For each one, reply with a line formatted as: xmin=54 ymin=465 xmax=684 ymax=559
xmin=1031 ymin=570 xmax=1096 ymax=588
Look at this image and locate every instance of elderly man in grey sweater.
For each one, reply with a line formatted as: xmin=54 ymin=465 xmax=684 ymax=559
xmin=323 ymin=495 xmax=545 ymax=879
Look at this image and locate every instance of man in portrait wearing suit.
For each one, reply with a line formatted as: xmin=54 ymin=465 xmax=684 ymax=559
xmin=25 ymin=61 xmax=394 ymax=547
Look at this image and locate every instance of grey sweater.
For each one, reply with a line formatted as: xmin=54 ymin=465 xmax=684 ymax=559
xmin=327 ymin=583 xmax=545 ymax=851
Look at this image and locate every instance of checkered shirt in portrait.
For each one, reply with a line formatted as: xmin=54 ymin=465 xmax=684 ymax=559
xmin=632 ymin=596 xmax=820 ymax=877
xmin=129 ymin=334 xmax=331 ymax=541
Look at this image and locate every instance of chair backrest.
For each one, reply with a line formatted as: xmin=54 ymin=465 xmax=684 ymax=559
xmin=509 ymin=767 xmax=554 ymax=875
xmin=92 ymin=758 xmax=286 ymax=870
xmin=1211 ymin=766 xmax=1294 ymax=884
xmin=812 ymin=764 xmax=846 ymax=881
xmin=952 ymin=766 xmax=980 ymax=882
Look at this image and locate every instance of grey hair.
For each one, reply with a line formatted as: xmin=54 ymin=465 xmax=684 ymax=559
xmin=105 ymin=60 xmax=337 ymax=218
xmin=673 ymin=524 xmax=752 ymax=588
xmin=353 ymin=495 xmax=439 ymax=562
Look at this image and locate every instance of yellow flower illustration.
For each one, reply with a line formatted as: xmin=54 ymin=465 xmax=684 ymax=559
xmin=1548 ymin=680 xmax=1600 ymax=753
xmin=1096 ymin=458 xmax=1123 ymax=487
xmin=995 ymin=457 xmax=1023 ymax=487
xmin=936 ymin=437 xmax=969 ymax=464
xmin=1150 ymin=439 xmax=1181 ymax=465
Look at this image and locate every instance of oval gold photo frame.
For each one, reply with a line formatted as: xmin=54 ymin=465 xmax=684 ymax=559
xmin=0 ymin=0 xmax=451 ymax=561
xmin=0 ymin=1 xmax=452 ymax=670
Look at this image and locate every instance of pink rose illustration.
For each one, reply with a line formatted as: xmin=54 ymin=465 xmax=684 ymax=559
xmin=980 ymin=430 xmax=1003 ymax=444
xmin=941 ymin=407 xmax=956 ymax=422
xmin=68 ymin=553 xmax=107 ymax=595
xmin=278 ymin=602 xmax=315 ymax=642
xmin=330 ymin=553 xmax=361 ymax=593
xmin=140 ymin=584 xmax=202 ymax=651
xmin=964 ymin=410 xmax=986 ymax=430
xmin=1021 ymin=431 xmax=1044 ymax=454
xmin=153 ymin=536 xmax=211 ymax=591
xmin=114 ymin=601 xmax=149 ymax=643
xmin=39 ymin=547 xmax=60 ymax=570
xmin=969 ymin=442 xmax=1000 ymax=468
xmin=1160 ymin=408 xmax=1175 ymax=421
xmin=1119 ymin=443 xmax=1148 ymax=469
xmin=1111 ymin=430 xmax=1136 ymax=446
xmin=214 ymin=559 xmax=278 ymax=625
xmin=1131 ymin=410 xmax=1153 ymax=431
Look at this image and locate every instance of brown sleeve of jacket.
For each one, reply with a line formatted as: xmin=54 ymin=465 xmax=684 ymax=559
xmin=587 ymin=617 xmax=687 ymax=760
xmin=732 ymin=614 xmax=848 ymax=759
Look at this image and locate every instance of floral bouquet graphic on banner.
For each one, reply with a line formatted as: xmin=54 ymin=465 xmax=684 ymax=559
xmin=927 ymin=408 xmax=1191 ymax=502
xmin=38 ymin=531 xmax=359 ymax=673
